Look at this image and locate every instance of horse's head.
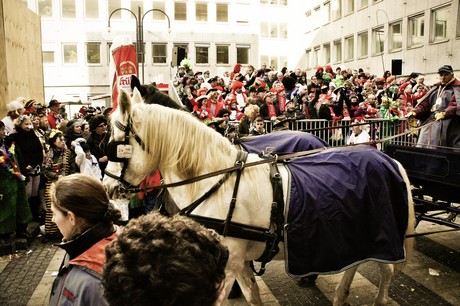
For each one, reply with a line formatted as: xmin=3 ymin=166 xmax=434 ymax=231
xmin=103 ymin=88 xmax=151 ymax=199
xmin=130 ymin=75 xmax=185 ymax=110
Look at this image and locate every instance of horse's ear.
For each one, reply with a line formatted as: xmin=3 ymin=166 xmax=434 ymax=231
xmin=132 ymin=87 xmax=144 ymax=104
xmin=131 ymin=75 xmax=141 ymax=91
xmin=118 ymin=89 xmax=131 ymax=115
xmin=131 ymin=75 xmax=147 ymax=97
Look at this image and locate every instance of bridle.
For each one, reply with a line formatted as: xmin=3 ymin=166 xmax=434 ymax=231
xmin=104 ymin=114 xmax=145 ymax=191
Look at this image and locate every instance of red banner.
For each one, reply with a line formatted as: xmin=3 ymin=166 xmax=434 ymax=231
xmin=111 ymin=44 xmax=138 ymax=109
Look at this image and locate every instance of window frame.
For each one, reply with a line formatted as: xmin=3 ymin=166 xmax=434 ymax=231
xmin=62 ymin=43 xmax=79 ymax=65
xmin=344 ymin=36 xmax=354 ymax=62
xmin=85 ymin=42 xmax=101 ymax=65
xmin=389 ymin=21 xmax=403 ymax=51
xmin=372 ymin=26 xmax=385 ymax=55
xmin=430 ymin=5 xmax=450 ymax=43
xmin=358 ymin=31 xmax=368 ymax=58
xmin=152 ymin=43 xmax=167 ymax=64
xmin=408 ymin=14 xmax=425 ymax=48
xmin=216 ymin=44 xmax=229 ymax=64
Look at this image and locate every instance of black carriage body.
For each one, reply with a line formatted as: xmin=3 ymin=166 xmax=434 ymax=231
xmin=385 ymin=144 xmax=460 ymax=203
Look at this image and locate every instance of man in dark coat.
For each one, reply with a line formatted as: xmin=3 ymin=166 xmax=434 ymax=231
xmin=407 ymin=65 xmax=460 ymax=148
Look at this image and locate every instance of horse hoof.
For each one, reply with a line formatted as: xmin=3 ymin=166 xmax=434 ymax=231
xmin=296 ymin=274 xmax=318 ymax=287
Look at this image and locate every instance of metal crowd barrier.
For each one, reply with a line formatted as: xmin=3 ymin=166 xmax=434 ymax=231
xmin=229 ymin=118 xmax=415 ymax=151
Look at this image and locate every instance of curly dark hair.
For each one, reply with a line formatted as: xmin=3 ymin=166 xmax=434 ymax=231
xmin=102 ymin=212 xmax=229 ymax=306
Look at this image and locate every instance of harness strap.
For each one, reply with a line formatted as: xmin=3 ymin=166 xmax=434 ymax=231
xmin=223 ymin=151 xmax=248 ymax=236
xmin=250 ymin=162 xmax=285 ymax=276
xmin=179 ymin=151 xmax=248 ymax=216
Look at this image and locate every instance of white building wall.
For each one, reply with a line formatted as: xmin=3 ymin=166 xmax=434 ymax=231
xmin=20 ymin=0 xmax=460 ymax=103
xmin=303 ymin=0 xmax=460 ymax=84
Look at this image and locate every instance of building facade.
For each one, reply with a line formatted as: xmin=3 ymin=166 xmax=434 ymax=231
xmin=21 ymin=0 xmax=306 ymax=105
xmin=18 ymin=0 xmax=460 ymax=106
xmin=301 ymin=0 xmax=460 ymax=83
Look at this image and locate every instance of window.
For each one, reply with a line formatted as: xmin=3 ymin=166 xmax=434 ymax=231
xmin=333 ymin=40 xmax=342 ymax=63
xmin=38 ymin=0 xmax=52 ymax=17
xmin=313 ymin=46 xmax=320 ymax=67
xmin=431 ymin=5 xmax=450 ymax=42
xmin=174 ymin=2 xmax=187 ymax=21
xmin=324 ymin=1 xmax=330 ymax=23
xmin=108 ymin=0 xmax=122 ymax=19
xmin=131 ymin=1 xmax=143 ymax=19
xmin=261 ymin=0 xmax=288 ymax=5
xmin=196 ymin=46 xmax=208 ymax=64
xmin=262 ymin=22 xmax=287 ymax=39
xmin=358 ymin=32 xmax=368 ymax=58
xmin=237 ymin=46 xmax=249 ymax=64
xmin=85 ymin=0 xmax=99 ymax=19
xmin=260 ymin=22 xmax=269 ymax=38
xmin=358 ymin=0 xmax=368 ymax=9
xmin=62 ymin=0 xmax=76 ymax=19
xmin=261 ymin=55 xmax=269 ymax=68
xmin=280 ymin=56 xmax=287 ymax=69
xmin=331 ymin=0 xmax=341 ymax=20
xmin=344 ymin=0 xmax=354 ymax=15
xmin=216 ymin=45 xmax=229 ymax=64
xmin=63 ymin=44 xmax=78 ymax=64
xmin=279 ymin=23 xmax=288 ymax=39
xmin=152 ymin=2 xmax=166 ymax=20
xmin=174 ymin=43 xmax=188 ymax=54
xmin=235 ymin=3 xmax=250 ymax=24
xmin=457 ymin=4 xmax=460 ymax=37
xmin=43 ymin=51 xmax=55 ymax=64
xmin=270 ymin=23 xmax=279 ymax=38
xmin=344 ymin=36 xmax=354 ymax=61
xmin=216 ymin=3 xmax=228 ymax=22
xmin=305 ymin=49 xmax=311 ymax=68
xmin=270 ymin=57 xmax=278 ymax=72
xmin=389 ymin=22 xmax=402 ymax=51
xmin=86 ymin=43 xmax=101 ymax=64
xmin=196 ymin=3 xmax=207 ymax=21
xmin=323 ymin=43 xmax=331 ymax=64
xmin=408 ymin=14 xmax=424 ymax=47
xmin=152 ymin=43 xmax=167 ymax=64
xmin=372 ymin=27 xmax=384 ymax=54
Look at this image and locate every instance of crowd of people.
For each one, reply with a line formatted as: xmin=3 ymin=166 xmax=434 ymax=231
xmin=0 ymin=98 xmax=114 ymax=246
xmin=173 ymin=63 xmax=459 ymax=148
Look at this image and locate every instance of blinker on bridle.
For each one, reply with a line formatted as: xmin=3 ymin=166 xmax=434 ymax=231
xmin=104 ymin=115 xmax=145 ymax=191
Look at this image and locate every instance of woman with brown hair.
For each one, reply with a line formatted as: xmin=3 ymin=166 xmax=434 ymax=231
xmin=49 ymin=173 xmax=120 ymax=306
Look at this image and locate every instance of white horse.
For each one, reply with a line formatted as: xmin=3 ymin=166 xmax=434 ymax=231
xmin=104 ymin=89 xmax=415 ymax=306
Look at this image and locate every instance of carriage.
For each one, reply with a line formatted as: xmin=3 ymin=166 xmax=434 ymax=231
xmin=384 ymin=142 xmax=460 ymax=229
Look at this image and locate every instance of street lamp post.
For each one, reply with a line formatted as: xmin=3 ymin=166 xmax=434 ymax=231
xmin=108 ymin=6 xmax=171 ymax=84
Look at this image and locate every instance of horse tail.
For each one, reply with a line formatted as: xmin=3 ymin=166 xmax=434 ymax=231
xmin=394 ymin=160 xmax=415 ymax=274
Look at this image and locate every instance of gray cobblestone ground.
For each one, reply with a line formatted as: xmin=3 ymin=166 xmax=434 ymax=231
xmin=0 ymin=239 xmax=58 ymax=306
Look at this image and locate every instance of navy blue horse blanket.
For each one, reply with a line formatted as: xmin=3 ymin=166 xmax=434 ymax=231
xmin=239 ymin=131 xmax=328 ymax=154
xmin=284 ymin=145 xmax=409 ymax=277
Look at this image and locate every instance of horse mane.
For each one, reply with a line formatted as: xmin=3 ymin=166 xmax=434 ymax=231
xmin=134 ymin=103 xmax=238 ymax=180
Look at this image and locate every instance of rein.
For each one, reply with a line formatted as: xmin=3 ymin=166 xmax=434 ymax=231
xmin=120 ymin=121 xmax=430 ymax=194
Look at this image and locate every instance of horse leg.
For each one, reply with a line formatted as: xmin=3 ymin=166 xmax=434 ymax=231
xmin=235 ymin=261 xmax=263 ymax=306
xmin=374 ymin=263 xmax=394 ymax=306
xmin=333 ymin=265 xmax=359 ymax=306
